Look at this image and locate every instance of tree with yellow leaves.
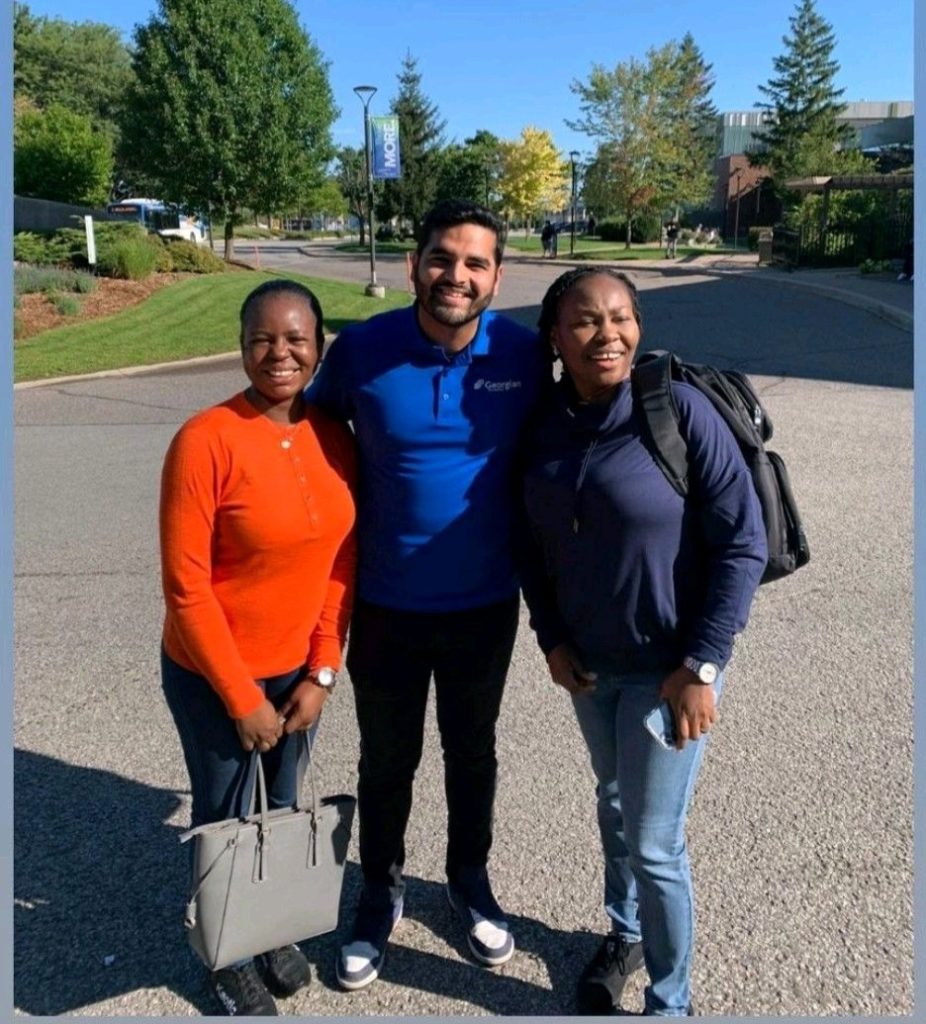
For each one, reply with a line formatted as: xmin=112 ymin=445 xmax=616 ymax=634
xmin=497 ymin=127 xmax=568 ymax=230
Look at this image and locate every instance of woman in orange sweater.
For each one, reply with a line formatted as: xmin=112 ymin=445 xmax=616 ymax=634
xmin=159 ymin=279 xmax=356 ymax=1016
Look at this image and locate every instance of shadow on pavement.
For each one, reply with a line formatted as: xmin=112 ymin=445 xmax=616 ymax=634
xmin=499 ymin=274 xmax=913 ymax=390
xmin=13 ymin=748 xmax=213 ymax=1015
xmin=14 ymin=749 xmax=592 ymax=1016
xmin=299 ymin=866 xmax=599 ymax=1015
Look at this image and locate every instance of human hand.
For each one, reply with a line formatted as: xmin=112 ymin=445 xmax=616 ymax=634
xmin=659 ymin=667 xmax=718 ymax=750
xmin=546 ymin=644 xmax=597 ymax=695
xmin=235 ymin=698 xmax=285 ymax=753
xmin=278 ymin=678 xmax=327 ymax=734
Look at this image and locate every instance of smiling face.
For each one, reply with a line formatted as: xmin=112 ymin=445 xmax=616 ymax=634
xmin=409 ymin=223 xmax=502 ymax=350
xmin=240 ymin=293 xmax=319 ymax=420
xmin=552 ymin=273 xmax=642 ymax=403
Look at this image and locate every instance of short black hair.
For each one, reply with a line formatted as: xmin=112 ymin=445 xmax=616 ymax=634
xmin=537 ymin=267 xmax=642 ymax=352
xmin=239 ymin=279 xmax=326 ymax=358
xmin=416 ymin=199 xmax=506 ymax=265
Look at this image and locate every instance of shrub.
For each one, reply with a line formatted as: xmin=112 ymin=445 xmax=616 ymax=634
xmin=13 ymin=230 xmax=82 ymax=266
xmin=859 ymin=258 xmax=894 ymax=275
xmin=97 ymin=237 xmax=159 ymax=280
xmin=52 ymin=294 xmax=82 ymax=316
xmin=163 ymin=238 xmax=226 ymax=273
xmin=72 ymin=270 xmax=98 ymax=293
xmin=597 ymin=215 xmax=662 ymax=244
xmin=14 ymin=265 xmax=97 ymax=296
xmin=748 ymin=226 xmax=774 ymax=252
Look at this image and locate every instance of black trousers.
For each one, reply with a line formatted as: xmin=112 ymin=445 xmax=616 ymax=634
xmin=345 ymin=594 xmax=520 ymax=907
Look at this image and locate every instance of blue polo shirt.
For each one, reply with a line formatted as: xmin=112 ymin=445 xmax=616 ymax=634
xmin=307 ymin=304 xmax=545 ymax=611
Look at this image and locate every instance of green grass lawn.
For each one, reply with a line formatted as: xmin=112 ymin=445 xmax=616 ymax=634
xmin=503 ymin=235 xmax=735 ymax=261
xmin=336 ymin=240 xmax=416 ymax=255
xmin=15 ymin=270 xmax=410 ymax=383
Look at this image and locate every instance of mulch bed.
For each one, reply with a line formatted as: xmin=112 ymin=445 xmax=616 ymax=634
xmin=15 ymin=273 xmax=189 ymax=341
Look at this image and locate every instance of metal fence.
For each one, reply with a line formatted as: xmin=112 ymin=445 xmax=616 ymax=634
xmin=772 ymin=211 xmax=912 ymax=269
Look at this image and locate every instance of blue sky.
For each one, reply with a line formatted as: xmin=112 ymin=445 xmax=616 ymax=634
xmin=23 ymin=0 xmax=914 ymax=158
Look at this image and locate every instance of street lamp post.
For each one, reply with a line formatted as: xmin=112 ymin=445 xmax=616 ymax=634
xmin=732 ymin=168 xmax=743 ymax=250
xmin=569 ymin=151 xmax=580 ymax=258
xmin=353 ymin=84 xmax=385 ymax=298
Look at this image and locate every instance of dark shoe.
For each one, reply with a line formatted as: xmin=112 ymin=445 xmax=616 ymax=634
xmin=259 ymin=944 xmax=311 ymax=998
xmin=336 ymin=893 xmax=403 ymax=991
xmin=211 ymin=960 xmax=277 ymax=1016
xmin=446 ymin=868 xmax=514 ymax=966
xmin=577 ymin=934 xmax=645 ymax=1014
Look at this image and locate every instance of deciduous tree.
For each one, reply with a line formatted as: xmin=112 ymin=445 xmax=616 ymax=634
xmin=569 ymin=36 xmax=719 ymax=244
xmin=498 ymin=127 xmax=567 ymax=228
xmin=13 ymin=3 xmax=133 ymax=137
xmin=336 ymin=146 xmax=373 ymax=245
xmin=14 ymin=102 xmax=114 ymax=205
xmin=434 ymin=130 xmax=504 ymax=208
xmin=122 ymin=0 xmax=337 ymax=259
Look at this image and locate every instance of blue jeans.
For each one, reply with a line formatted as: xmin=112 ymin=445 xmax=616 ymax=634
xmin=571 ymin=668 xmax=724 ymax=1017
xmin=161 ymin=649 xmax=316 ymax=968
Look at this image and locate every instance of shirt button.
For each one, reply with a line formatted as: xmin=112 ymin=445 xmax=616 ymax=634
xmin=442 ymin=393 xmax=450 ymax=400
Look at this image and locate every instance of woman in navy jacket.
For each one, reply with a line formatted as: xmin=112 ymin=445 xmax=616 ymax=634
xmin=520 ymin=268 xmax=767 ymax=1017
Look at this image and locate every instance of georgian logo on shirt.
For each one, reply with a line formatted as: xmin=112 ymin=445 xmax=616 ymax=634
xmin=473 ymin=378 xmax=522 ymax=393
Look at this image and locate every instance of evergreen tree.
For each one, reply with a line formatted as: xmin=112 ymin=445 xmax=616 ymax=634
xmin=378 ymin=53 xmax=446 ymax=235
xmin=755 ymin=0 xmax=856 ymax=183
xmin=662 ymin=34 xmax=718 ymax=214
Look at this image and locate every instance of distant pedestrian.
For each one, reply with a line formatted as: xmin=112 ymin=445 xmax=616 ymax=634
xmin=541 ymin=220 xmax=555 ymax=258
xmin=587 ymin=214 xmax=597 ymax=237
xmin=665 ymin=219 xmax=680 ymax=259
xmin=550 ymin=223 xmax=559 ymax=258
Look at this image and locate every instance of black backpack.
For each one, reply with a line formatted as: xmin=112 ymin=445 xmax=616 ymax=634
xmin=631 ymin=350 xmax=810 ymax=585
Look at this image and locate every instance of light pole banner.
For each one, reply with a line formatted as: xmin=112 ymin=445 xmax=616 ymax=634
xmin=371 ymin=116 xmax=401 ymax=179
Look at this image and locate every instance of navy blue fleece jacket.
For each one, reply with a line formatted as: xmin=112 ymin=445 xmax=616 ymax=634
xmin=520 ymin=376 xmax=767 ymax=674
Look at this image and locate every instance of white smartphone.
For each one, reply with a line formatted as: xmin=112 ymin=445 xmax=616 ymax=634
xmin=643 ymin=701 xmax=677 ymax=750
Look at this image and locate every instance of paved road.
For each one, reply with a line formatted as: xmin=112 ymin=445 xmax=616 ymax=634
xmin=13 ymin=246 xmax=913 ymax=1016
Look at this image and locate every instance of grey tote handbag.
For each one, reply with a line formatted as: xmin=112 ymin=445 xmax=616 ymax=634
xmin=179 ymin=734 xmax=355 ymax=970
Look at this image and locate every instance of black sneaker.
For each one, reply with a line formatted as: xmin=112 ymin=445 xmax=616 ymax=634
xmin=576 ymin=934 xmax=645 ymax=1015
xmin=211 ymin=960 xmax=278 ymax=1016
xmin=446 ymin=868 xmax=514 ymax=966
xmin=259 ymin=944 xmax=311 ymax=997
xmin=336 ymin=893 xmax=404 ymax=991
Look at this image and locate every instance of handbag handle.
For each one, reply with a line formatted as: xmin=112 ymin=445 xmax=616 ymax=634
xmin=246 ymin=729 xmax=320 ymax=826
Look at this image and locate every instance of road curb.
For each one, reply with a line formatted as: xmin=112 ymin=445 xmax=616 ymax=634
xmin=742 ymin=272 xmax=914 ymax=332
xmin=14 ymin=350 xmax=243 ymax=390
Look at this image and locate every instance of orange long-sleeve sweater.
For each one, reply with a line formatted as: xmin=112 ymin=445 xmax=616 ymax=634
xmin=159 ymin=392 xmax=357 ymax=719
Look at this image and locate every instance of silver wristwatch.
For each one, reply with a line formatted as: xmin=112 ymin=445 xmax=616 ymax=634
xmin=682 ymin=656 xmax=719 ymax=685
xmin=311 ymin=667 xmax=337 ymax=691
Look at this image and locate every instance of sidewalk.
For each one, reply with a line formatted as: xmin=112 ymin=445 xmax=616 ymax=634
xmin=528 ymin=249 xmax=914 ymax=332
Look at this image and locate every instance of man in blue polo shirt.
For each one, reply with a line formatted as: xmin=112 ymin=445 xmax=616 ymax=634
xmin=308 ymin=199 xmax=546 ymax=991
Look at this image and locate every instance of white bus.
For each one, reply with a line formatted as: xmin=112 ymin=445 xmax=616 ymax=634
xmin=105 ymin=198 xmax=208 ymax=245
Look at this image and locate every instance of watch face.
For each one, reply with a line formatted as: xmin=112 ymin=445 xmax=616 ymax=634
xmin=699 ymin=663 xmax=718 ymax=685
xmin=316 ymin=668 xmax=335 ymax=688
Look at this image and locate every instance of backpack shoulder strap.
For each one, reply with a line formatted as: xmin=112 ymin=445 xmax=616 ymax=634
xmin=631 ymin=351 xmax=689 ymax=497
